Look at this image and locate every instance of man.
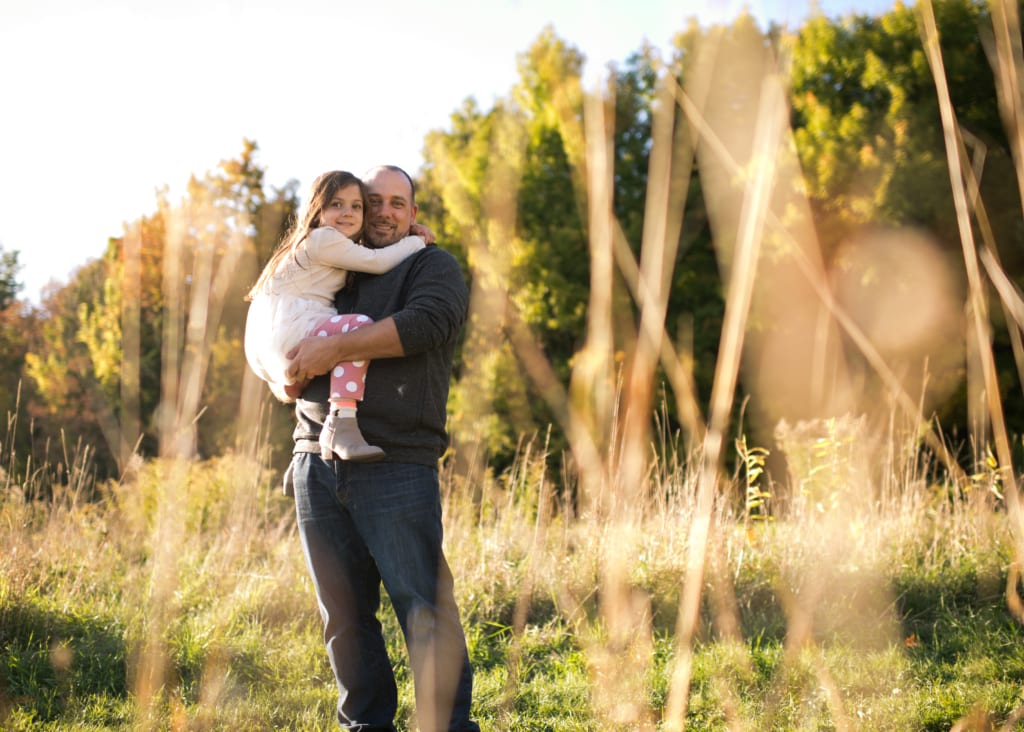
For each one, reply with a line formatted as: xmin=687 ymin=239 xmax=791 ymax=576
xmin=285 ymin=165 xmax=479 ymax=731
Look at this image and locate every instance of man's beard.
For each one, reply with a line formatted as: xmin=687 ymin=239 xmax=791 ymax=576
xmin=364 ymin=222 xmax=402 ymax=248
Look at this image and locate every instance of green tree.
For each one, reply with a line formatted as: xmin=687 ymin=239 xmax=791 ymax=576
xmin=420 ymin=96 xmax=535 ymax=469
xmin=0 ymin=246 xmax=21 ymax=310
xmin=790 ymin=0 xmax=1016 ymax=255
xmin=789 ymin=0 xmax=1024 ymax=443
xmin=420 ymin=29 xmax=594 ymax=472
xmin=421 ymin=27 xmax=724 ymax=476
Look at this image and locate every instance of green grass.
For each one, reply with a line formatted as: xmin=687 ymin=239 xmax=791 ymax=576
xmin=1 ymin=447 xmax=1022 ymax=731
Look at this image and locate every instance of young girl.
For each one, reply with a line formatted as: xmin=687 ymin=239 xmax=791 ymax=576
xmin=244 ymin=170 xmax=430 ymax=462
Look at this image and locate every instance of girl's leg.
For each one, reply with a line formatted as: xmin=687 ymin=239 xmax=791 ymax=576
xmin=308 ymin=313 xmax=373 ymax=404
xmin=310 ymin=314 xmax=384 ymax=462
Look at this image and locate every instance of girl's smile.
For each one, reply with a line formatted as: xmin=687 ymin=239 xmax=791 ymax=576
xmin=320 ymin=183 xmax=364 ymax=239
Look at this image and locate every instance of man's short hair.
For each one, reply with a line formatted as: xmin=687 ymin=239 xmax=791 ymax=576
xmin=366 ymin=165 xmax=416 ymax=203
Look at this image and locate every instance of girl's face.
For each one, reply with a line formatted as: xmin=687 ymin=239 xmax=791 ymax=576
xmin=318 ymin=183 xmax=364 ymax=239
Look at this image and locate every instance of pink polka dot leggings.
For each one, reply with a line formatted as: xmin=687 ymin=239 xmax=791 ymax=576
xmin=309 ymin=312 xmax=373 ymax=402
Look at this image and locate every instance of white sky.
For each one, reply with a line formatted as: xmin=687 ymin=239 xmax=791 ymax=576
xmin=1 ymin=0 xmax=897 ymax=303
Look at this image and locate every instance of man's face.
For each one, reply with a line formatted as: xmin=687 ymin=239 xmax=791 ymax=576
xmin=363 ymin=169 xmax=417 ymax=248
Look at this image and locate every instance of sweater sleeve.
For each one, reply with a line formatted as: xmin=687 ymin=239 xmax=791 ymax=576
xmin=391 ymin=247 xmax=469 ymax=356
xmin=307 ymin=227 xmax=426 ymax=274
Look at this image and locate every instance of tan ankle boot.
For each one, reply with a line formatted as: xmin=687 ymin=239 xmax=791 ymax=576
xmin=319 ymin=414 xmax=385 ymax=462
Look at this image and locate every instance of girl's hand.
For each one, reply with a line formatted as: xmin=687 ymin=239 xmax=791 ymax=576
xmin=283 ymin=378 xmax=311 ymax=400
xmin=410 ymin=222 xmax=437 ymax=246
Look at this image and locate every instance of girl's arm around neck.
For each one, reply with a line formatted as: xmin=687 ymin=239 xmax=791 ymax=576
xmin=310 ymin=227 xmax=425 ymax=274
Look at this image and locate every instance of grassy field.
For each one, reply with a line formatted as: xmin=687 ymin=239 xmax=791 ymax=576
xmin=1 ymin=426 xmax=1022 ymax=731
xmin=6 ymin=5 xmax=1024 ymax=728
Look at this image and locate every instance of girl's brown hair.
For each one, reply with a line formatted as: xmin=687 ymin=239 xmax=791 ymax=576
xmin=247 ymin=170 xmax=367 ymax=299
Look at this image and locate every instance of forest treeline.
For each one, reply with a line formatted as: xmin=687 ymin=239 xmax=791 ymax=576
xmin=0 ymin=0 xmax=1020 ymax=483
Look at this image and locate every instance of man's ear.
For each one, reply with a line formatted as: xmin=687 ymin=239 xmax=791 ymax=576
xmin=410 ymin=203 xmax=418 ymax=224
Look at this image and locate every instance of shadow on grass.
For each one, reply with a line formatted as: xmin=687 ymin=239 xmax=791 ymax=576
xmin=0 ymin=597 xmax=127 ymax=724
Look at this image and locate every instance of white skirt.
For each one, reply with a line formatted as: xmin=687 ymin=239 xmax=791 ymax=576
xmin=244 ymin=292 xmax=335 ymax=391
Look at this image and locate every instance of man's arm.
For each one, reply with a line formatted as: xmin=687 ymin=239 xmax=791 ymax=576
xmin=287 ymin=246 xmax=467 ymax=385
xmin=285 ymin=317 xmax=404 ymax=383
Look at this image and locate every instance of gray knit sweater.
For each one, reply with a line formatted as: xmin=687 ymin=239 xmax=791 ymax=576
xmin=292 ymin=245 xmax=469 ymax=466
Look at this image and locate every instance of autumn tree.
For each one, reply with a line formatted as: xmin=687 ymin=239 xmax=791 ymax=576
xmin=0 ymin=246 xmax=33 ymax=439
xmin=24 ymin=256 xmax=116 ymax=472
xmin=25 ymin=141 xmax=298 ymax=476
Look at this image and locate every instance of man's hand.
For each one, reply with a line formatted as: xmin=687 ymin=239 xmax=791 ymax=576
xmin=285 ymin=334 xmax=345 ymax=384
xmin=285 ymin=318 xmax=406 ymax=385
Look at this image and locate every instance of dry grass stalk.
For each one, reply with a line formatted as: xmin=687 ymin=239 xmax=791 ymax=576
xmin=918 ymin=0 xmax=1024 ymax=588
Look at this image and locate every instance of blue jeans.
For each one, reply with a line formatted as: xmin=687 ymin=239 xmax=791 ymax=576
xmin=291 ymin=453 xmax=479 ymax=732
